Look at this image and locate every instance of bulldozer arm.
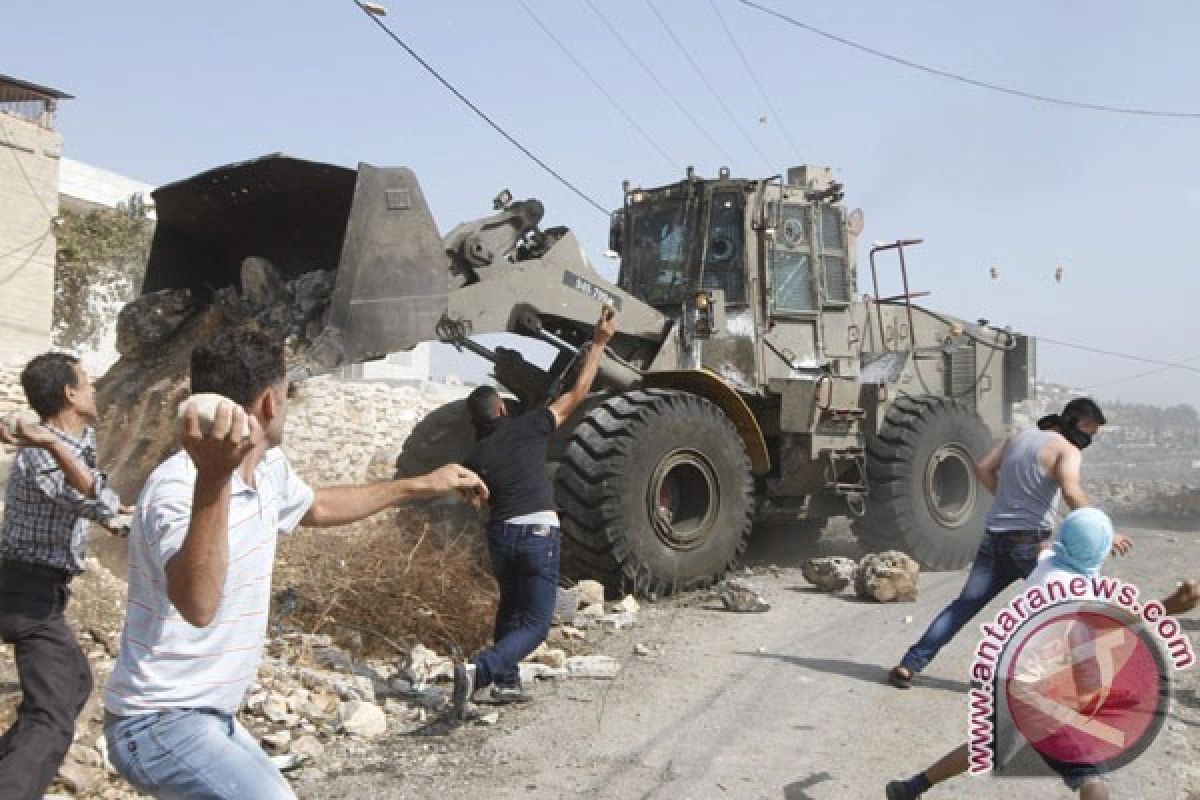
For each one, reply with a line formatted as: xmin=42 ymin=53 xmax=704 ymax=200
xmin=142 ymin=155 xmax=448 ymax=369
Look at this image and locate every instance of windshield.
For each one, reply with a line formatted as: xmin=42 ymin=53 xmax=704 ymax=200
xmin=699 ymin=190 xmax=745 ymax=303
xmin=624 ymin=199 xmax=690 ymax=305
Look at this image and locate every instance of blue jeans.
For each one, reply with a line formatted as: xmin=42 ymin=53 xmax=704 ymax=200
xmin=474 ymin=522 xmax=561 ymax=688
xmin=900 ymin=531 xmax=1049 ymax=673
xmin=104 ymin=708 xmax=294 ymax=799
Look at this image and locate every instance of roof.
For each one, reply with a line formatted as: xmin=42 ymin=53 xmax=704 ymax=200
xmin=0 ymin=74 xmax=73 ymax=100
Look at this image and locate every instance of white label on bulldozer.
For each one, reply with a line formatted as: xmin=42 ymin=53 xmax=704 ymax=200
xmin=563 ymin=270 xmax=623 ymax=311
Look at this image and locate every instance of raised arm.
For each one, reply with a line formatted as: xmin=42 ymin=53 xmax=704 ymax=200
xmin=165 ymin=401 xmax=257 ymax=628
xmin=548 ymin=308 xmax=617 ymax=427
xmin=1 ymin=418 xmax=120 ymax=522
xmin=301 ymin=464 xmax=488 ymax=528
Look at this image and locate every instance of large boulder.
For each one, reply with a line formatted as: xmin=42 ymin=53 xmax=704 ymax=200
xmin=801 ymin=556 xmax=857 ymax=592
xmin=854 ymin=551 xmax=920 ymax=603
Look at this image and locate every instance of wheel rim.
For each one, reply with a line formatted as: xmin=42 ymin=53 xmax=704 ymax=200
xmin=647 ymin=449 xmax=719 ymax=551
xmin=924 ymin=442 xmax=976 ymax=529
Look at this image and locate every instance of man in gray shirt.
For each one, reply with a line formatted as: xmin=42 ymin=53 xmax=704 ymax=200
xmin=889 ymin=397 xmax=1131 ymax=688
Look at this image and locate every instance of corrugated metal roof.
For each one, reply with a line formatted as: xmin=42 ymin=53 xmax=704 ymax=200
xmin=0 ymin=74 xmax=73 ymax=100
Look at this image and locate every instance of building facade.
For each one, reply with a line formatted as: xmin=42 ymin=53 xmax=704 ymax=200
xmin=0 ymin=74 xmax=71 ymax=368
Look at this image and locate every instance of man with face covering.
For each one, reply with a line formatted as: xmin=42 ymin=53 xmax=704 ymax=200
xmin=887 ymin=508 xmax=1122 ymax=799
xmin=889 ymin=397 xmax=1132 ymax=689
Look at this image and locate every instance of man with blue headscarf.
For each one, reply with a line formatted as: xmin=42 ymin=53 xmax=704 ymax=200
xmin=886 ymin=508 xmax=1120 ymax=800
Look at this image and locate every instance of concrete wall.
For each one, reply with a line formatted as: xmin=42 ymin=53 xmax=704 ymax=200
xmin=59 ymin=157 xmax=155 ymax=217
xmin=340 ymin=343 xmax=433 ymax=385
xmin=0 ymin=113 xmax=61 ymax=368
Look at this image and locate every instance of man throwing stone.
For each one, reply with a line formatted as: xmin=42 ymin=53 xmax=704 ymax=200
xmin=889 ymin=397 xmax=1131 ymax=688
xmin=103 ymin=330 xmax=486 ymax=799
xmin=452 ymin=308 xmax=616 ymax=717
xmin=0 ymin=353 xmax=127 ymax=800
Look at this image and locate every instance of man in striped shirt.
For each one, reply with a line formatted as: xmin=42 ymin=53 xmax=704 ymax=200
xmin=0 ymin=352 xmax=125 ymax=800
xmin=103 ymin=330 xmax=487 ymax=800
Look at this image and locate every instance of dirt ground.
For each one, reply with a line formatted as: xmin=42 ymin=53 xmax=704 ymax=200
xmin=291 ymin=522 xmax=1199 ymax=800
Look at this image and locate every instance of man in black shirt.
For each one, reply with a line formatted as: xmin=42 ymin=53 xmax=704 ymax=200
xmin=453 ymin=309 xmax=616 ymax=717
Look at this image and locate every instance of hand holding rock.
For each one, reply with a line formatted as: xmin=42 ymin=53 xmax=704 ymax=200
xmin=177 ymin=394 xmax=259 ymax=479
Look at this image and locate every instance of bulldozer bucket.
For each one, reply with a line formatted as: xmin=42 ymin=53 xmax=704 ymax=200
xmin=142 ymin=154 xmax=447 ymax=365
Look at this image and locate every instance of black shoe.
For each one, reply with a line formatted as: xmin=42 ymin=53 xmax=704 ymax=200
xmin=888 ymin=665 xmax=915 ymax=689
xmin=886 ymin=780 xmax=918 ymax=800
xmin=490 ymin=684 xmax=533 ymax=705
xmin=451 ymin=663 xmax=474 ymax=721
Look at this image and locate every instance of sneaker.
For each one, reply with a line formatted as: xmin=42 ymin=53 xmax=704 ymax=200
xmin=451 ymin=663 xmax=474 ymax=721
xmin=490 ymin=684 xmax=533 ymax=705
xmin=885 ymin=780 xmax=918 ymax=800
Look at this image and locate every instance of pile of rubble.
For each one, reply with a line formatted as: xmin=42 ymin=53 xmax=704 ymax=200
xmin=0 ymin=564 xmax=642 ymax=798
xmin=801 ymin=551 xmax=920 ymax=602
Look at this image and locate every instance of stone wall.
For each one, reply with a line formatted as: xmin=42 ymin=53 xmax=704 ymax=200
xmin=1 ymin=359 xmax=480 ymax=571
xmin=285 ymin=376 xmax=473 ymax=486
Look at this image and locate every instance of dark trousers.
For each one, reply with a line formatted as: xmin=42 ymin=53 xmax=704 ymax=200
xmin=0 ymin=561 xmax=93 ymax=800
xmin=474 ymin=522 xmax=561 ymax=689
xmin=900 ymin=531 xmax=1050 ymax=673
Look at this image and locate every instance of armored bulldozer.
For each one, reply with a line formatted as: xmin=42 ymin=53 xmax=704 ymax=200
xmin=138 ymin=156 xmax=1032 ymax=594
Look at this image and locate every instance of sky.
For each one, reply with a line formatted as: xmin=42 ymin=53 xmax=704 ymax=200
xmin=7 ymin=0 xmax=1200 ymax=406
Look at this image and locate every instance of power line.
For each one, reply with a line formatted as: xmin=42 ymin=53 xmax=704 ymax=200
xmin=0 ymin=224 xmax=54 ymax=261
xmin=349 ymin=0 xmax=609 ymax=217
xmin=708 ymin=0 xmax=802 ymax=164
xmin=1083 ymin=354 xmax=1200 ymax=390
xmin=583 ymin=0 xmax=737 ymax=167
xmin=515 ymin=0 xmax=681 ymax=172
xmin=737 ymin=0 xmax=1200 ymax=120
xmin=645 ymin=0 xmax=775 ymax=173
xmin=1038 ymin=336 xmax=1200 ymax=375
xmin=0 ymin=116 xmax=58 ymax=220
xmin=0 ymin=228 xmax=53 ymax=288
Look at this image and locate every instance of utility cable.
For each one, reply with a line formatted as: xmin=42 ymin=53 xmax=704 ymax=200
xmin=708 ymin=0 xmax=803 ymax=164
xmin=349 ymin=0 xmax=610 ymax=217
xmin=515 ymin=0 xmax=682 ymax=172
xmin=0 ymin=228 xmax=53 ymax=288
xmin=0 ymin=223 xmax=54 ymax=261
xmin=1037 ymin=336 xmax=1200 ymax=375
xmin=737 ymin=0 xmax=1200 ymax=119
xmin=1083 ymin=354 xmax=1200 ymax=390
xmin=583 ymin=0 xmax=737 ymax=167
xmin=646 ymin=0 xmax=775 ymax=173
xmin=0 ymin=116 xmax=58 ymax=220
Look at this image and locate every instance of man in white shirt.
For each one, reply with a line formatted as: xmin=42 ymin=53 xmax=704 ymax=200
xmin=103 ymin=330 xmax=487 ymax=799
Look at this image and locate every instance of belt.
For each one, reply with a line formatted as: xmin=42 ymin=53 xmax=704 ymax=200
xmin=0 ymin=559 xmax=73 ymax=584
xmin=986 ymin=529 xmax=1052 ymax=544
xmin=498 ymin=522 xmax=559 ymax=536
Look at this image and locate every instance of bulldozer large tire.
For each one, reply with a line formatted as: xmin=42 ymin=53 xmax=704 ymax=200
xmin=556 ymin=389 xmax=753 ymax=595
xmin=855 ymin=395 xmax=992 ymax=569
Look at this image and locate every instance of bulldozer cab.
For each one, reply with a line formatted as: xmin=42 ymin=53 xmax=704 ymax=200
xmin=614 ymin=172 xmax=753 ymax=310
xmin=613 ymin=167 xmax=858 ymax=326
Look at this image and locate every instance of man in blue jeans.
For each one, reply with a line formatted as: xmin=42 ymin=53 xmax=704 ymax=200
xmin=889 ymin=398 xmax=1131 ymax=689
xmin=453 ymin=308 xmax=616 ymax=718
xmin=103 ymin=330 xmax=486 ymax=799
